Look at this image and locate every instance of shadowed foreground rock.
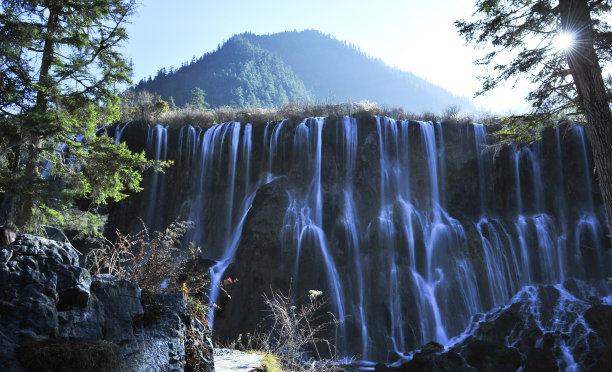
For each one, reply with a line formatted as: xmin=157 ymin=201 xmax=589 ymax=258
xmin=0 ymin=234 xmax=214 ymax=372
xmin=374 ymin=282 xmax=612 ymax=372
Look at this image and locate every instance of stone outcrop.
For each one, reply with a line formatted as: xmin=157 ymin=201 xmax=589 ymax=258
xmin=375 ymin=282 xmax=612 ymax=372
xmin=0 ymin=234 xmax=214 ymax=372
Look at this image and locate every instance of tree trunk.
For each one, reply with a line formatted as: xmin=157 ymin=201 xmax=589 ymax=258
xmin=559 ymin=0 xmax=612 ymax=238
xmin=15 ymin=4 xmax=60 ymax=228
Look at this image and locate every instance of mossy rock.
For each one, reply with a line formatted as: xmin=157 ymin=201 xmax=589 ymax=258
xmin=261 ymin=353 xmax=283 ymax=372
xmin=16 ymin=339 xmax=119 ymax=372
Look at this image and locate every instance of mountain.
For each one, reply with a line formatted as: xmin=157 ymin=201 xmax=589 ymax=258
xmin=134 ymin=30 xmax=475 ymax=112
xmin=134 ymin=35 xmax=313 ymax=108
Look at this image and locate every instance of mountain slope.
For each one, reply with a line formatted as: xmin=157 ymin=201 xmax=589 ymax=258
xmin=244 ymin=30 xmax=474 ymax=112
xmin=134 ymin=35 xmax=312 ymax=108
xmin=135 ymin=30 xmax=474 ymax=112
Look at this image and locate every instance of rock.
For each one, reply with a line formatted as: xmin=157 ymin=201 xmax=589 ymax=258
xmin=124 ymin=293 xmax=214 ymax=372
xmin=213 ymin=348 xmax=264 ymax=372
xmin=523 ymin=348 xmax=557 ymax=372
xmin=421 ymin=341 xmax=445 ymax=354
xmin=460 ymin=339 xmax=522 ymax=372
xmin=584 ymin=304 xmax=612 ymax=339
xmin=91 ymin=274 xmax=143 ymax=343
xmin=0 ymin=235 xmax=214 ymax=371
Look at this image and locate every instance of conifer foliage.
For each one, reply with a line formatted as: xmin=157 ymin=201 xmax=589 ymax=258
xmin=0 ymin=0 xmax=155 ymax=234
xmin=456 ymin=0 xmax=612 ymax=234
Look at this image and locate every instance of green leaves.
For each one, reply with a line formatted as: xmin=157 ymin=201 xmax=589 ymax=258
xmin=188 ymin=87 xmax=210 ymax=110
xmin=0 ymin=0 xmax=155 ymax=234
xmin=456 ymin=0 xmax=611 ymax=142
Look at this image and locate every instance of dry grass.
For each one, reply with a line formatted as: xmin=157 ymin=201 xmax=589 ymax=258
xmin=244 ymin=289 xmax=344 ymax=372
xmin=155 ymin=100 xmax=493 ymax=131
xmin=122 ymin=89 xmax=492 ymax=129
xmin=158 ymin=100 xmax=384 ymax=128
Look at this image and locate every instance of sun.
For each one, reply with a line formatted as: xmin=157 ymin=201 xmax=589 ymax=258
xmin=554 ymin=32 xmax=575 ymax=51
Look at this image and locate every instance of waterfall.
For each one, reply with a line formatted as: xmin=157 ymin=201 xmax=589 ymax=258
xmin=572 ymin=124 xmax=605 ymax=280
xmin=264 ymin=119 xmax=287 ymax=183
xmin=114 ymin=121 xmax=131 ymax=144
xmin=282 ymin=118 xmax=347 ymax=351
xmin=473 ymin=123 xmax=491 ymax=215
xmin=144 ymin=124 xmax=168 ymax=231
xmin=338 ymin=116 xmax=368 ymax=358
xmin=121 ymin=117 xmax=610 ymax=362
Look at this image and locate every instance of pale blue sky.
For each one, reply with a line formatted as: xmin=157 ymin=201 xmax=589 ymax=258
xmin=123 ymin=0 xmax=531 ymax=113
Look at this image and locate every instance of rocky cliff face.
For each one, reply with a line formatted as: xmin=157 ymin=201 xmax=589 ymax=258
xmin=0 ymin=235 xmax=214 ymax=372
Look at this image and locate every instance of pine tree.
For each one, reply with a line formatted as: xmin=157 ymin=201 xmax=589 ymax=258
xmin=168 ymin=96 xmax=177 ymax=111
xmin=0 ymin=0 xmax=157 ymax=234
xmin=189 ymin=87 xmax=210 ymax=110
xmin=456 ymin=0 xmax=612 ymax=235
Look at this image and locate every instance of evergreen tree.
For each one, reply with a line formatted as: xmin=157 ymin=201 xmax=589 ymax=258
xmin=168 ymin=96 xmax=177 ymax=111
xmin=189 ymin=87 xmax=210 ymax=110
xmin=456 ymin=0 xmax=612 ymax=234
xmin=0 ymin=0 xmax=156 ymax=233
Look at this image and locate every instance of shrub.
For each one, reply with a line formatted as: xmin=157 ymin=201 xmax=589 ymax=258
xmin=86 ymin=220 xmax=193 ymax=293
xmin=250 ymin=289 xmax=343 ymax=371
xmin=86 ymin=220 xmax=213 ymax=324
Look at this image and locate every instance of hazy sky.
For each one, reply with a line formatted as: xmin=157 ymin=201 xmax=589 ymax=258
xmin=123 ymin=0 xmax=532 ymax=114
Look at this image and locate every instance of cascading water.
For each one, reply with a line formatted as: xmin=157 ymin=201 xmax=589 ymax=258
xmin=114 ymin=121 xmax=131 ymax=144
xmin=144 ymin=124 xmax=168 ymax=231
xmin=281 ymin=118 xmax=348 ymax=351
xmin=337 ymin=116 xmax=368 ymax=358
xmin=572 ymin=125 xmax=605 ymax=280
xmin=118 ymin=116 xmax=610 ymax=363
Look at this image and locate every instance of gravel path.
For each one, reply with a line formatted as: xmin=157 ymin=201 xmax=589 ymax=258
xmin=214 ymin=348 xmax=265 ymax=372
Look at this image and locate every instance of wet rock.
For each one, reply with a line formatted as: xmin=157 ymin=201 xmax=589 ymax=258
xmin=375 ymin=350 xmax=475 ymax=372
xmin=524 ymin=348 xmax=557 ymax=372
xmin=584 ymin=304 xmax=612 ymax=338
xmin=214 ymin=176 xmax=291 ymax=343
xmin=384 ymin=283 xmax=612 ymax=372
xmin=581 ymin=304 xmax=612 ymax=372
xmin=421 ymin=341 xmax=444 ymax=354
xmin=460 ymin=339 xmax=522 ymax=372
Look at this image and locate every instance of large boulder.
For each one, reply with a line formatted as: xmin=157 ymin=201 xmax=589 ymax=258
xmin=124 ymin=293 xmax=214 ymax=372
xmin=0 ymin=235 xmax=214 ymax=372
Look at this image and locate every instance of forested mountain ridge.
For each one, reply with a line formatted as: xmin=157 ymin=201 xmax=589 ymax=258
xmin=134 ymin=35 xmax=313 ymax=108
xmin=242 ymin=30 xmax=475 ymax=112
xmin=134 ymin=30 xmax=474 ymax=112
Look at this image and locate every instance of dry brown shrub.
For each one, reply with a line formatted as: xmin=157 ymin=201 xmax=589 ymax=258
xmin=247 ymin=289 xmax=345 ymax=372
xmin=86 ymin=220 xmax=194 ymax=293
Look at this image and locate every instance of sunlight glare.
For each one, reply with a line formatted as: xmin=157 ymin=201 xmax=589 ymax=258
xmin=554 ymin=32 xmax=575 ymax=51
